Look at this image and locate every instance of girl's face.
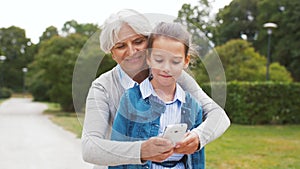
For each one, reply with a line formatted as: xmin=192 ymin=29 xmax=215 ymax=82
xmin=111 ymin=24 xmax=148 ymax=77
xmin=147 ymin=36 xmax=189 ymax=88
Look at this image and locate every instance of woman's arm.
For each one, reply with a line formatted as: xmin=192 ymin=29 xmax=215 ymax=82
xmin=81 ymin=81 xmax=143 ymax=166
xmin=177 ymin=71 xmax=230 ymax=150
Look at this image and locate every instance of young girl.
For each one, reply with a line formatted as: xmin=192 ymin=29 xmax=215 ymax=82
xmin=110 ymin=22 xmax=205 ymax=169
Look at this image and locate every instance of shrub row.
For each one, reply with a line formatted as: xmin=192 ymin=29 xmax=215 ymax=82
xmin=0 ymin=87 xmax=13 ymax=99
xmin=201 ymin=82 xmax=300 ymax=125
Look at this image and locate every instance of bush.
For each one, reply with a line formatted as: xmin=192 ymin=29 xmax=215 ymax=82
xmin=202 ymin=82 xmax=300 ymax=124
xmin=0 ymin=87 xmax=13 ymax=98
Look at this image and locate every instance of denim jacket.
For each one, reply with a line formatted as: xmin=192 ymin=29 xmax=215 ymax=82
xmin=109 ymin=85 xmax=205 ymax=169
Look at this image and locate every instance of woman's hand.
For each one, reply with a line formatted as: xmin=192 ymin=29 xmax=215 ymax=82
xmin=141 ymin=137 xmax=174 ymax=162
xmin=173 ymin=131 xmax=200 ymax=154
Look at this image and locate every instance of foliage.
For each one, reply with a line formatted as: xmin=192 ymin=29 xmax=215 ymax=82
xmin=176 ymin=0 xmax=215 ymax=56
xmin=191 ymin=39 xmax=292 ymax=83
xmin=202 ymin=82 xmax=300 ymax=124
xmin=177 ymin=1 xmax=293 ymax=83
xmin=215 ymin=39 xmax=292 ymax=82
xmin=214 ymin=0 xmax=300 ymax=81
xmin=28 ymin=34 xmax=88 ymax=111
xmin=214 ymin=0 xmax=259 ymax=45
xmin=27 ymin=68 xmax=51 ymax=101
xmin=0 ymin=87 xmax=13 ymax=98
xmin=0 ymin=26 xmax=34 ymax=91
xmin=257 ymin=0 xmax=300 ymax=81
xmin=39 ymin=26 xmax=59 ymax=42
xmin=28 ymin=21 xmax=116 ymax=112
xmin=62 ymin=20 xmax=99 ymax=37
xmin=72 ymin=30 xmax=116 ymax=113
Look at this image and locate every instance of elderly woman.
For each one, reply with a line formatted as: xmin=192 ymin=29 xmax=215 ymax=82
xmin=82 ymin=9 xmax=230 ymax=168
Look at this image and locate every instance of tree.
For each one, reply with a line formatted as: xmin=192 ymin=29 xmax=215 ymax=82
xmin=28 ymin=34 xmax=88 ymax=111
xmin=28 ymin=20 xmax=115 ymax=112
xmin=214 ymin=0 xmax=300 ymax=81
xmin=256 ymin=0 xmax=300 ymax=81
xmin=192 ymin=39 xmax=292 ymax=82
xmin=39 ymin=26 xmax=59 ymax=42
xmin=72 ymin=29 xmax=116 ymax=113
xmin=176 ymin=0 xmax=215 ymax=56
xmin=0 ymin=26 xmax=34 ymax=91
xmin=214 ymin=0 xmax=259 ymax=46
xmin=62 ymin=20 xmax=99 ymax=37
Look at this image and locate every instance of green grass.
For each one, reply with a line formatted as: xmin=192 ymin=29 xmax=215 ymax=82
xmin=43 ymin=104 xmax=300 ymax=168
xmin=43 ymin=103 xmax=83 ymax=138
xmin=206 ymin=125 xmax=300 ymax=169
xmin=0 ymin=98 xmax=6 ymax=104
xmin=11 ymin=92 xmax=33 ymax=98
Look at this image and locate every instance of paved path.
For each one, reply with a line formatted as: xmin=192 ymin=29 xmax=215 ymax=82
xmin=0 ymin=98 xmax=93 ymax=169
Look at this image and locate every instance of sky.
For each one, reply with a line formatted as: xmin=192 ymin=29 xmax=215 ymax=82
xmin=1 ymin=0 xmax=232 ymax=44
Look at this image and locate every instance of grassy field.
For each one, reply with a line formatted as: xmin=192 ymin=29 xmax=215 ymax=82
xmin=43 ymin=103 xmax=83 ymax=137
xmin=44 ymin=105 xmax=300 ymax=169
xmin=206 ymin=125 xmax=300 ymax=169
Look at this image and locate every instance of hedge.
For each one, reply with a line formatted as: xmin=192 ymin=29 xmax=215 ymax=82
xmin=0 ymin=87 xmax=13 ymax=99
xmin=201 ymin=82 xmax=300 ymax=125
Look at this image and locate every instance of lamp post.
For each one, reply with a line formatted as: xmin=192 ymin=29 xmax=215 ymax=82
xmin=263 ymin=22 xmax=277 ymax=81
xmin=22 ymin=67 xmax=28 ymax=96
xmin=0 ymin=55 xmax=6 ymax=88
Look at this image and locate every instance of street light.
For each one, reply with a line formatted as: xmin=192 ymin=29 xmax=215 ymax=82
xmin=22 ymin=67 xmax=28 ymax=96
xmin=263 ymin=22 xmax=277 ymax=81
xmin=0 ymin=55 xmax=6 ymax=62
xmin=0 ymin=55 xmax=6 ymax=88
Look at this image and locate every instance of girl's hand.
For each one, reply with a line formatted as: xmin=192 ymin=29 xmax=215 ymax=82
xmin=173 ymin=131 xmax=200 ymax=154
xmin=141 ymin=137 xmax=175 ymax=162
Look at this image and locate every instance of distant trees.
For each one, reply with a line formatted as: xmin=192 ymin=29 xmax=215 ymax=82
xmin=0 ymin=19 xmax=117 ymax=112
xmin=39 ymin=26 xmax=59 ymax=42
xmin=178 ymin=0 xmax=299 ymax=81
xmin=214 ymin=0 xmax=259 ymax=45
xmin=28 ymin=34 xmax=88 ymax=111
xmin=26 ymin=21 xmax=114 ymax=112
xmin=176 ymin=0 xmax=216 ymax=57
xmin=191 ymin=39 xmax=292 ymax=83
xmin=214 ymin=39 xmax=292 ymax=82
xmin=0 ymin=26 xmax=34 ymax=91
xmin=214 ymin=0 xmax=300 ymax=81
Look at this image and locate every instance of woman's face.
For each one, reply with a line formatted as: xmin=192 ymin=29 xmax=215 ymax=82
xmin=147 ymin=37 xmax=189 ymax=88
xmin=111 ymin=24 xmax=148 ymax=77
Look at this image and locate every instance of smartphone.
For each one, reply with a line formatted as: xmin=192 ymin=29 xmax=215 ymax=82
xmin=162 ymin=123 xmax=188 ymax=144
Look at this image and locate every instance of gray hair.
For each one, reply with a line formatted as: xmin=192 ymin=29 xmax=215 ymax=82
xmin=100 ymin=9 xmax=152 ymax=53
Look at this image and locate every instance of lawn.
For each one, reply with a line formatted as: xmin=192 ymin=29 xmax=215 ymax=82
xmin=44 ymin=105 xmax=300 ymax=169
xmin=205 ymin=125 xmax=300 ymax=169
xmin=43 ymin=103 xmax=83 ymax=137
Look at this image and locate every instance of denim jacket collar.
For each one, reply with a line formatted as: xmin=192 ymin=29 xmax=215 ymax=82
xmin=128 ymin=85 xmax=194 ymax=129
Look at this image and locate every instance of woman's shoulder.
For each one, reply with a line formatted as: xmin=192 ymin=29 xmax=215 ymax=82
xmin=92 ymin=66 xmax=119 ymax=85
